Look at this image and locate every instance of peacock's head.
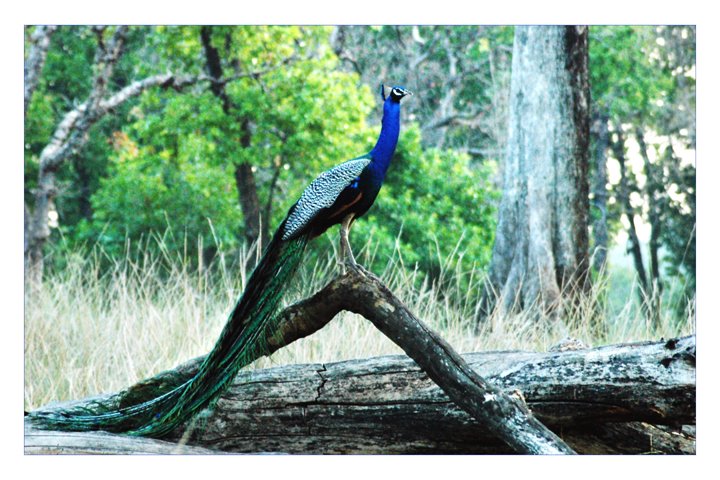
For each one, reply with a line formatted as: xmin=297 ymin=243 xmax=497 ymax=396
xmin=380 ymin=84 xmax=413 ymax=102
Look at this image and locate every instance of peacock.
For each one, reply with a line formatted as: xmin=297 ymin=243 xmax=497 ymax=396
xmin=27 ymin=84 xmax=413 ymax=437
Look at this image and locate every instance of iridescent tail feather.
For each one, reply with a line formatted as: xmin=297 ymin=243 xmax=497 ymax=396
xmin=27 ymin=222 xmax=309 ymax=437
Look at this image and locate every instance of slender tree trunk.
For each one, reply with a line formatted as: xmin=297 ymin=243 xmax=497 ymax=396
xmin=199 ymin=27 xmax=232 ymax=112
xmin=200 ymin=26 xmax=264 ymax=260
xmin=234 ymin=159 xmax=263 ymax=253
xmin=635 ymin=127 xmax=663 ymax=327
xmin=73 ymin=156 xmax=94 ymax=220
xmin=635 ymin=128 xmax=662 ymax=288
xmin=591 ymin=110 xmax=610 ymax=273
xmin=611 ymin=130 xmax=649 ymax=303
xmin=24 ymin=202 xmax=35 ymax=278
xmin=24 ymin=26 xmax=57 ymax=117
xmin=479 ymin=26 xmax=591 ymax=323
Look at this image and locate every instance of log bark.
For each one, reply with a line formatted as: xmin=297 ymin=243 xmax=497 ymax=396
xmin=25 ymin=335 xmax=695 ymax=455
xmin=27 ymin=266 xmax=574 ymax=454
xmin=24 ymin=424 xmax=221 ymax=455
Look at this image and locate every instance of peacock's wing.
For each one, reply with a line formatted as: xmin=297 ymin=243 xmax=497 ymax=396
xmin=282 ymin=156 xmax=371 ymax=240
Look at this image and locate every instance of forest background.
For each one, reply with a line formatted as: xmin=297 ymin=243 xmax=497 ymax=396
xmin=23 ymin=25 xmax=696 ymax=410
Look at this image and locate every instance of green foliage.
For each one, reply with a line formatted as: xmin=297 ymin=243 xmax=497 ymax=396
xmin=25 ymin=25 xmax=693 ymax=309
xmin=588 ymin=26 xmax=695 ymax=293
xmin=77 ymin=26 xmax=376 ymax=260
xmin=77 ymin=135 xmax=243 ymax=256
xmin=590 ymin=26 xmax=672 ymax=119
xmin=350 ymin=124 xmax=498 ymax=278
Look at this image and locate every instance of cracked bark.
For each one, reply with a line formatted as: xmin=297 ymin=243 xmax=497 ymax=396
xmin=26 ymin=328 xmax=695 ymax=454
xmin=28 ymin=264 xmax=694 ymax=454
xmin=28 ymin=265 xmax=578 ymax=454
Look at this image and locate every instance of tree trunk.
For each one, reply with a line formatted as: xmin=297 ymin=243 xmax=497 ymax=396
xmin=24 ymin=26 xmax=57 ymax=116
xmin=73 ymin=156 xmax=94 ymax=221
xmin=234 ymin=160 xmax=262 ymax=252
xmin=591 ymin=110 xmax=610 ymax=273
xmin=611 ymin=130 xmax=649 ymax=299
xmin=25 ymin=335 xmax=695 ymax=454
xmin=635 ymin=128 xmax=662 ymax=286
xmin=480 ymin=26 xmax=590 ymax=321
xmin=635 ymin=127 xmax=664 ymax=327
xmin=199 ymin=27 xmax=264 ymax=259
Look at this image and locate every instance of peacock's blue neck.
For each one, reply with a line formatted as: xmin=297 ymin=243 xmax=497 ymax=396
xmin=369 ymin=98 xmax=401 ymax=177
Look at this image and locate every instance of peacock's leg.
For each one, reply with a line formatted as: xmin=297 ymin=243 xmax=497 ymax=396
xmin=340 ymin=213 xmax=357 ymax=270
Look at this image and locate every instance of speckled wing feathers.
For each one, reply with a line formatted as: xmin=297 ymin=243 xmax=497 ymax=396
xmin=282 ymin=157 xmax=371 ymax=240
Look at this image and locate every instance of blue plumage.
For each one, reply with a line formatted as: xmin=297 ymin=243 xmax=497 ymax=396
xmin=285 ymin=85 xmax=412 ymax=241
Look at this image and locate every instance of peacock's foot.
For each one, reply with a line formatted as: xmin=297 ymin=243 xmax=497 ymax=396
xmin=340 ymin=249 xmax=357 ymax=274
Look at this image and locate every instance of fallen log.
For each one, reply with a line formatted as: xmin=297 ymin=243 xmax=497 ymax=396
xmin=26 ymin=266 xmax=575 ymax=454
xmin=23 ymin=425 xmax=220 ymax=455
xmin=25 ymin=335 xmax=695 ymax=454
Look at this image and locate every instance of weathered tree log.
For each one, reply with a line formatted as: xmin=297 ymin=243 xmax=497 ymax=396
xmin=23 ymin=425 xmax=221 ymax=455
xmin=27 ymin=266 xmax=574 ymax=454
xmin=25 ymin=335 xmax=695 ymax=454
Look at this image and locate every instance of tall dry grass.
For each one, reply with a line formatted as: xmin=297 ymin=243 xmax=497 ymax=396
xmin=24 ymin=236 xmax=695 ymax=411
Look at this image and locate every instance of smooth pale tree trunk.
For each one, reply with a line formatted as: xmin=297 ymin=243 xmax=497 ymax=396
xmin=480 ymin=26 xmax=591 ymax=322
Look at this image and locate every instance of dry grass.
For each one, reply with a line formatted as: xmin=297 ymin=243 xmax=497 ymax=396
xmin=24 ymin=238 xmax=695 ymax=411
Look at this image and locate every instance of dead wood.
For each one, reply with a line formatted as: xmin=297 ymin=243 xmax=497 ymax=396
xmin=26 ymin=267 xmax=695 ymax=454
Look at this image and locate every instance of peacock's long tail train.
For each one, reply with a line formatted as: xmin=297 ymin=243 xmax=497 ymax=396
xmin=27 ymin=220 xmax=309 ymax=437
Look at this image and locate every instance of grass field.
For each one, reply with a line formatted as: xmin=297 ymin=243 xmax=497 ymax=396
xmin=24 ymin=238 xmax=695 ymax=411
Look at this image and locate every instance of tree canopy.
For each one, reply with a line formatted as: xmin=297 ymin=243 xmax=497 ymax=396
xmin=24 ymin=25 xmax=695 ymax=316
